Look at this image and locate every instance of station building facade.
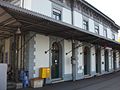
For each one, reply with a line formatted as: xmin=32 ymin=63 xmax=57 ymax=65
xmin=0 ymin=0 xmax=120 ymax=84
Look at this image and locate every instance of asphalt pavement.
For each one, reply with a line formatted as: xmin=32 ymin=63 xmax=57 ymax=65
xmin=10 ymin=71 xmax=120 ymax=90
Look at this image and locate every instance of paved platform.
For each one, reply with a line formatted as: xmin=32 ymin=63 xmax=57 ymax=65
xmin=9 ymin=71 xmax=120 ymax=90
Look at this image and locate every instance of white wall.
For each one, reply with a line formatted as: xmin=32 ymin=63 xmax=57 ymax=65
xmin=33 ymin=34 xmax=49 ymax=78
xmin=63 ymin=8 xmax=71 ymax=24
xmin=116 ymin=51 xmax=119 ymax=69
xmin=73 ymin=11 xmax=83 ymax=29
xmin=99 ymin=24 xmax=103 ymax=36
xmin=31 ymin=0 xmax=52 ymax=17
xmin=76 ymin=42 xmax=83 ymax=74
xmin=89 ymin=19 xmax=95 ymax=33
xmin=115 ymin=33 xmax=118 ymax=41
xmin=64 ymin=40 xmax=72 ymax=74
xmin=108 ymin=49 xmax=112 ymax=70
xmin=23 ymin=0 xmax=32 ymax=10
xmin=90 ymin=46 xmax=96 ymax=73
xmin=107 ymin=28 xmax=112 ymax=39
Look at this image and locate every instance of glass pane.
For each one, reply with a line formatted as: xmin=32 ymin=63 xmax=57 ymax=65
xmin=53 ymin=9 xmax=61 ymax=20
xmin=83 ymin=20 xmax=88 ymax=30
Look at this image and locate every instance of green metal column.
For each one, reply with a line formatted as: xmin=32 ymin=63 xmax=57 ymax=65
xmin=14 ymin=28 xmax=21 ymax=82
xmin=71 ymin=40 xmax=76 ymax=81
xmin=70 ymin=0 xmax=76 ymax=81
xmin=13 ymin=32 xmax=18 ymax=82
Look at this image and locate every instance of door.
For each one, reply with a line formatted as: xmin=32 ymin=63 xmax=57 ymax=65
xmin=105 ymin=50 xmax=109 ymax=72
xmin=84 ymin=46 xmax=90 ymax=75
xmin=51 ymin=42 xmax=61 ymax=79
xmin=96 ymin=47 xmax=101 ymax=73
xmin=113 ymin=52 xmax=116 ymax=70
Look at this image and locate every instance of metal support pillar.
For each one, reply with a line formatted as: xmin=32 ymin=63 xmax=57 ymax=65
xmin=14 ymin=28 xmax=21 ymax=82
xmin=70 ymin=0 xmax=76 ymax=81
xmin=13 ymin=32 xmax=18 ymax=82
xmin=20 ymin=34 xmax=23 ymax=70
xmin=71 ymin=40 xmax=76 ymax=81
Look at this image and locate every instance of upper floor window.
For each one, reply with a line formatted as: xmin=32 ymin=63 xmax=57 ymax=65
xmin=53 ymin=9 xmax=62 ymax=21
xmin=103 ymin=29 xmax=107 ymax=38
xmin=83 ymin=20 xmax=89 ymax=30
xmin=95 ymin=25 xmax=99 ymax=34
xmin=112 ymin=33 xmax=115 ymax=40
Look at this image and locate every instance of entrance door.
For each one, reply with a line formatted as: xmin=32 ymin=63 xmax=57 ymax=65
xmin=96 ymin=47 xmax=101 ymax=74
xmin=84 ymin=46 xmax=90 ymax=75
xmin=113 ymin=52 xmax=116 ymax=70
xmin=51 ymin=42 xmax=61 ymax=79
xmin=105 ymin=50 xmax=109 ymax=72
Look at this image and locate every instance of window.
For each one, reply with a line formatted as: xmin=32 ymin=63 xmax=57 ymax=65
xmin=95 ymin=25 xmax=99 ymax=34
xmin=53 ymin=9 xmax=62 ymax=21
xmin=112 ymin=33 xmax=115 ymax=40
xmin=103 ymin=29 xmax=107 ymax=37
xmin=83 ymin=20 xmax=89 ymax=30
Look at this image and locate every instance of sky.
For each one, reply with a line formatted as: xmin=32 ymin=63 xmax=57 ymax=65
xmin=86 ymin=0 xmax=120 ymax=36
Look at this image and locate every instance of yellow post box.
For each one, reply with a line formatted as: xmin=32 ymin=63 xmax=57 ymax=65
xmin=40 ymin=67 xmax=50 ymax=79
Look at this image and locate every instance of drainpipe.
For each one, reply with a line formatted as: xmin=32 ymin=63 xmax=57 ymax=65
xmin=70 ymin=0 xmax=74 ymax=25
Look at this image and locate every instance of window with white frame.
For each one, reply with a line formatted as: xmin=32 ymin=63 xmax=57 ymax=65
xmin=95 ymin=25 xmax=99 ymax=34
xmin=112 ymin=33 xmax=115 ymax=40
xmin=53 ymin=9 xmax=62 ymax=21
xmin=83 ymin=20 xmax=89 ymax=30
xmin=103 ymin=28 xmax=107 ymax=37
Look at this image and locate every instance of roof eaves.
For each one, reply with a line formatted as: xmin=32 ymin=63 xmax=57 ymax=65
xmin=80 ymin=0 xmax=120 ymax=30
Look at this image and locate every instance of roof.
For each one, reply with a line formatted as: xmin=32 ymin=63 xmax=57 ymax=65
xmin=0 ymin=1 xmax=120 ymax=50
xmin=81 ymin=0 xmax=120 ymax=30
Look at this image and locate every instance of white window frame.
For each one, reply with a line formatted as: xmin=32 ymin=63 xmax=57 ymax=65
xmin=52 ymin=8 xmax=62 ymax=21
xmin=112 ymin=33 xmax=115 ymax=40
xmin=83 ymin=20 xmax=89 ymax=31
xmin=94 ymin=24 xmax=99 ymax=34
xmin=103 ymin=28 xmax=107 ymax=38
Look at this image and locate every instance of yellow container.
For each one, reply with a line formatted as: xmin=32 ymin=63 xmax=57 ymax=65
xmin=40 ymin=67 xmax=50 ymax=79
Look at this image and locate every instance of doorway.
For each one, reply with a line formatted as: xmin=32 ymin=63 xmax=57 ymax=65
xmin=105 ymin=49 xmax=109 ymax=72
xmin=51 ymin=42 xmax=62 ymax=79
xmin=113 ymin=51 xmax=116 ymax=70
xmin=84 ymin=46 xmax=91 ymax=75
xmin=95 ymin=47 xmax=101 ymax=74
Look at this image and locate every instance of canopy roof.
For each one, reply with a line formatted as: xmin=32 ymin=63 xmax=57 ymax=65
xmin=0 ymin=1 xmax=120 ymax=50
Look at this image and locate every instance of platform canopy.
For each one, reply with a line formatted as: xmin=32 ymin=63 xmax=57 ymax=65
xmin=0 ymin=1 xmax=120 ymax=50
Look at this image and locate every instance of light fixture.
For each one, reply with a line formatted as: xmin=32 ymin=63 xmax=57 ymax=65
xmin=16 ymin=28 xmax=21 ymax=35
